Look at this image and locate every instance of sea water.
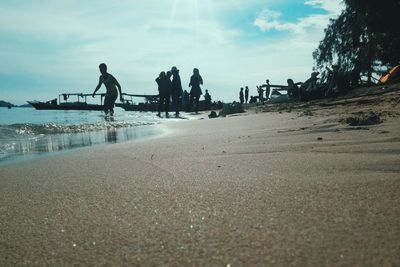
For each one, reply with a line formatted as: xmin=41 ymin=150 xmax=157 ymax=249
xmin=0 ymin=107 xmax=186 ymax=164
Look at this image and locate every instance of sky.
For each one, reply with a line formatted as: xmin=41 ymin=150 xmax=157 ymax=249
xmin=0 ymin=0 xmax=343 ymax=105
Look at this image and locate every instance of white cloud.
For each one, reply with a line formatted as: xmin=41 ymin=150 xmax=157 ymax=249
xmin=253 ymin=10 xmax=292 ymax=32
xmin=254 ymin=0 xmax=343 ymax=34
xmin=305 ymin=0 xmax=343 ymax=15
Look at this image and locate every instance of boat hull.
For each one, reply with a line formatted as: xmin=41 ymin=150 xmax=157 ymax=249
xmin=28 ymin=101 xmax=104 ymax=111
xmin=115 ymin=103 xmax=158 ymax=112
xmin=116 ymin=100 xmax=223 ymax=112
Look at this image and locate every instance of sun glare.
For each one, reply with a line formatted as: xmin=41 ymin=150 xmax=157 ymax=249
xmin=168 ymin=0 xmax=179 ymax=31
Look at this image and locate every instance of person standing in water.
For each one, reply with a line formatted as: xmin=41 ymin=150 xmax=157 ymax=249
xmin=92 ymin=63 xmax=123 ymax=116
xmin=189 ymin=68 xmax=203 ymax=113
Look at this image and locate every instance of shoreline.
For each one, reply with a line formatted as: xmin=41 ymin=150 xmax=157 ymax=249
xmin=1 ymin=90 xmax=400 ymax=265
xmin=0 ymin=111 xmax=203 ymax=167
xmin=0 ymin=124 xmax=164 ymax=167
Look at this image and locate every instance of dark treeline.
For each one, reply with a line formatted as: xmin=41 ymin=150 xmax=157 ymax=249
xmin=0 ymin=100 xmax=14 ymax=107
xmin=313 ymin=0 xmax=400 ymax=86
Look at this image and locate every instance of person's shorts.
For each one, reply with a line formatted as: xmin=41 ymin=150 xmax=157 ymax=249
xmin=104 ymin=92 xmax=118 ymax=109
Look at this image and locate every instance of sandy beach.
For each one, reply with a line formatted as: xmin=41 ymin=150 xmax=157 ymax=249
xmin=1 ymin=86 xmax=400 ymax=266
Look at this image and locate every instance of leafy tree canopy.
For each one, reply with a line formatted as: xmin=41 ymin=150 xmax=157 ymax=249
xmin=313 ymin=0 xmax=400 ymax=85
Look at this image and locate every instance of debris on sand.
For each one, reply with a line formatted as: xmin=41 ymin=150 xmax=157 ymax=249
xmin=302 ymin=109 xmax=313 ymax=116
xmin=208 ymin=111 xmax=218 ymax=119
xmin=344 ymin=111 xmax=382 ymax=126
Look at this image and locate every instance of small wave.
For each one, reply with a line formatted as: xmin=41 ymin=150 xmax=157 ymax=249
xmin=0 ymin=121 xmax=155 ymax=137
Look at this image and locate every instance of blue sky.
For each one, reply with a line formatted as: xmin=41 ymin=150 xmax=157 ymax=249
xmin=0 ymin=0 xmax=343 ymax=105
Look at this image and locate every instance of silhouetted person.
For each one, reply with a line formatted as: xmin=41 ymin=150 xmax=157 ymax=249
xmin=325 ymin=65 xmax=339 ymax=97
xmin=171 ymin=66 xmax=183 ymax=117
xmin=189 ymin=68 xmax=203 ymax=112
xmin=156 ymin=71 xmax=171 ymax=117
xmin=167 ymin=70 xmax=173 ymax=93
xmin=299 ymin=72 xmax=319 ymax=101
xmin=47 ymin=98 xmax=57 ymax=105
xmin=249 ymin=96 xmax=257 ymax=103
xmin=204 ymin=89 xmax=212 ymax=109
xmin=303 ymin=72 xmax=319 ymax=92
xmin=239 ymin=88 xmax=244 ymax=104
xmin=245 ymin=86 xmax=249 ymax=103
xmin=265 ymin=79 xmax=271 ymax=100
xmin=257 ymin=86 xmax=264 ymax=103
xmin=287 ymin=78 xmax=299 ymax=98
xmin=93 ymin=63 xmax=123 ymax=116
xmin=182 ymin=90 xmax=190 ymax=111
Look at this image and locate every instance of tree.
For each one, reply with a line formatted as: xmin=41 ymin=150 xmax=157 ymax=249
xmin=313 ymin=0 xmax=400 ymax=86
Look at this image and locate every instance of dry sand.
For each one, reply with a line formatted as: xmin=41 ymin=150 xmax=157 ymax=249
xmin=1 ymin=86 xmax=400 ymax=266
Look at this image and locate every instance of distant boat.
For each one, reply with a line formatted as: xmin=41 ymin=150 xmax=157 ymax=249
xmin=116 ymin=93 xmax=159 ymax=112
xmin=116 ymin=93 xmax=223 ymax=112
xmin=28 ymin=93 xmax=105 ymax=111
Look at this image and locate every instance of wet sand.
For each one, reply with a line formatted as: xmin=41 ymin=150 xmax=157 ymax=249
xmin=1 ymin=87 xmax=400 ymax=266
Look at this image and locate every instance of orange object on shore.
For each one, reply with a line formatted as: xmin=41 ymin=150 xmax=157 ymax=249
xmin=379 ymin=65 xmax=400 ymax=84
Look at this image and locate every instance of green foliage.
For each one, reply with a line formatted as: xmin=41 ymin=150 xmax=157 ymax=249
xmin=313 ymin=0 xmax=400 ymax=85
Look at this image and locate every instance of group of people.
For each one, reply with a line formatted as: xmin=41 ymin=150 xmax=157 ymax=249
xmin=155 ymin=66 xmax=183 ymax=117
xmin=239 ymin=74 xmax=332 ymax=104
xmin=287 ymin=71 xmax=334 ymax=101
xmin=239 ymin=80 xmax=271 ymax=104
xmin=239 ymin=86 xmax=249 ymax=104
xmin=259 ymin=68 xmax=345 ymax=103
xmin=156 ymin=67 xmax=205 ymax=117
xmin=91 ymin=63 xmax=209 ymax=117
xmin=238 ymin=71 xmax=341 ymax=104
xmin=92 ymin=63 xmax=346 ymax=116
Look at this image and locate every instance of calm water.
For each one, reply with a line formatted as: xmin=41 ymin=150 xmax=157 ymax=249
xmin=0 ymin=107 xmax=188 ymax=164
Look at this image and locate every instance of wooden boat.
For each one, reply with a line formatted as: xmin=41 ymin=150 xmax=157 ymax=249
xmin=28 ymin=93 xmax=105 ymax=111
xmin=116 ymin=93 xmax=223 ymax=112
xmin=115 ymin=93 xmax=159 ymax=112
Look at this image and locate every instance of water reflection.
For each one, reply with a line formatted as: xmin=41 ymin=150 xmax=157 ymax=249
xmin=0 ymin=126 xmax=160 ymax=164
xmin=106 ymin=128 xmax=117 ymax=143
